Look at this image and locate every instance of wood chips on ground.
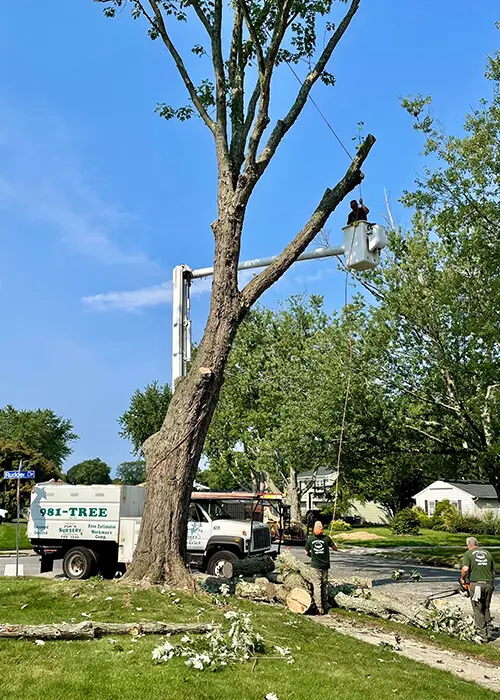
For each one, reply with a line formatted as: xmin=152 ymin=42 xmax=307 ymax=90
xmin=335 ymin=531 xmax=384 ymax=541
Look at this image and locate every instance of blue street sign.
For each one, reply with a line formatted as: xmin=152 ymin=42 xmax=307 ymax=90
xmin=3 ymin=470 xmax=35 ymax=480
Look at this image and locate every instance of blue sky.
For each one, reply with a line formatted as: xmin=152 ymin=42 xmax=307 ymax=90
xmin=0 ymin=1 xmax=498 ymax=472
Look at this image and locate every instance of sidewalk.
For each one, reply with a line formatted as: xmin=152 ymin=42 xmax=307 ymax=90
xmin=0 ymin=549 xmax=33 ymax=557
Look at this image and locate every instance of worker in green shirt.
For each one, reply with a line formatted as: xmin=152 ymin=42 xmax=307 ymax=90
xmin=460 ymin=536 xmax=495 ymax=642
xmin=305 ymin=521 xmax=338 ymax=615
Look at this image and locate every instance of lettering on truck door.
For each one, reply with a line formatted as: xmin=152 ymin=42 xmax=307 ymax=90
xmin=187 ymin=503 xmax=211 ymax=550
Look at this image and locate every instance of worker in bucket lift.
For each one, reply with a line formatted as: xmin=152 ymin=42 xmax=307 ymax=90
xmin=460 ymin=536 xmax=495 ymax=643
xmin=347 ymin=198 xmax=369 ymax=225
xmin=305 ymin=521 xmax=338 ymax=615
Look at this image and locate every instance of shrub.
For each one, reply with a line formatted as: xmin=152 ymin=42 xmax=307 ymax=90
xmin=391 ymin=508 xmax=420 ymax=535
xmin=430 ymin=500 xmax=458 ymax=530
xmin=434 ymin=508 xmax=500 ymax=536
xmin=330 ymin=519 xmax=352 ymax=532
xmin=412 ymin=505 xmax=432 ymax=528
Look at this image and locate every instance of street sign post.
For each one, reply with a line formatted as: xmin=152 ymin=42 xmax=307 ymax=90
xmin=3 ymin=463 xmax=35 ymax=577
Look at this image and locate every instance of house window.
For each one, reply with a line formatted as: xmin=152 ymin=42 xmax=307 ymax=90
xmin=315 ymin=479 xmax=325 ymax=494
xmin=424 ymin=500 xmax=428 ymax=515
xmin=450 ymin=500 xmax=462 ymax=513
xmin=428 ymin=500 xmax=438 ymax=516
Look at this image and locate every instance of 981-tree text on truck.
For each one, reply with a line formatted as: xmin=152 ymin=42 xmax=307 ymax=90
xmin=27 ymin=483 xmax=276 ymax=579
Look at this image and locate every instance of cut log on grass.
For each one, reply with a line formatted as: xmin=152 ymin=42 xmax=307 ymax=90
xmin=286 ymin=587 xmax=313 ymax=614
xmin=222 ymin=555 xmax=275 ymax=579
xmin=331 ymin=576 xmax=373 ymax=589
xmin=368 ymin=592 xmax=429 ymax=628
xmin=0 ymin=621 xmax=218 ymax=640
xmin=235 ymin=580 xmax=277 ymax=602
xmin=274 ymin=584 xmax=289 ymax=604
xmin=282 ymin=571 xmax=312 ymax=594
xmin=333 ymin=592 xmax=394 ymax=620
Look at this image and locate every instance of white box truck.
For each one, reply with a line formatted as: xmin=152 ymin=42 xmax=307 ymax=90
xmin=27 ymin=482 xmax=273 ymax=579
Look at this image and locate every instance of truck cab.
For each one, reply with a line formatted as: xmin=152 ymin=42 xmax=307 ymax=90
xmin=27 ymin=483 xmax=273 ymax=580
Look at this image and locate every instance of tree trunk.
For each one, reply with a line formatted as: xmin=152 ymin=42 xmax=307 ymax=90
xmin=126 ymin=213 xmax=246 ymax=586
xmin=286 ymin=465 xmax=302 ymax=523
xmin=125 ymin=135 xmax=374 ymax=586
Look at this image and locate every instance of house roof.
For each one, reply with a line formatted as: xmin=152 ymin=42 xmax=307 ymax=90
xmin=297 ymin=467 xmax=336 ymax=480
xmin=448 ymin=482 xmax=498 ymax=500
xmin=413 ymin=480 xmax=498 ymax=500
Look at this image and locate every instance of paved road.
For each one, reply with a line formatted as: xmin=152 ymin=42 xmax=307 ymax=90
xmin=1 ymin=546 xmax=459 ymax=583
xmin=284 ymin=545 xmax=462 ymax=587
xmin=0 ymin=546 xmax=493 ymax=598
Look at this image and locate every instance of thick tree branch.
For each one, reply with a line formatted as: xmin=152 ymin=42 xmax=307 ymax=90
xmin=147 ymin=0 xmax=216 ymax=133
xmin=245 ymin=0 xmax=293 ymax=167
xmin=239 ymin=0 xmax=266 ymax=76
xmin=189 ymin=0 xmax=213 ymax=35
xmin=240 ymin=134 xmax=375 ymax=308
xmin=256 ymin=0 xmax=361 ymax=174
xmin=211 ymin=0 xmax=230 ymax=158
xmin=229 ymin=4 xmax=245 ymax=174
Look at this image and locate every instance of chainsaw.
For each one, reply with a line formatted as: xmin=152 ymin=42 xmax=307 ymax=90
xmin=425 ymin=579 xmax=470 ymax=606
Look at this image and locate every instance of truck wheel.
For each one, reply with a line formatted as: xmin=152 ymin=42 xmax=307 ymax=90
xmin=207 ymin=550 xmax=238 ymax=578
xmin=63 ymin=547 xmax=97 ymax=580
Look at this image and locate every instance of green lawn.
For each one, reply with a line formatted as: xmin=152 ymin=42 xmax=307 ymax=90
xmin=391 ymin=547 xmax=500 ymax=570
xmin=0 ymin=578 xmax=497 ymax=700
xmin=0 ymin=522 xmax=31 ymax=551
xmin=336 ymin=527 xmax=500 ymax=549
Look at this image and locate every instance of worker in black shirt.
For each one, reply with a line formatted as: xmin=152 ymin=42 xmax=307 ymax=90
xmin=347 ymin=198 xmax=369 ymax=225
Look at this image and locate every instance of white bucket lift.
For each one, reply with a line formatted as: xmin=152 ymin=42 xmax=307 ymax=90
xmin=343 ymin=222 xmax=387 ymax=271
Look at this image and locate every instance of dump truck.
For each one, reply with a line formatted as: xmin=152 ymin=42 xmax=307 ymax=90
xmin=27 ymin=482 xmax=273 ymax=579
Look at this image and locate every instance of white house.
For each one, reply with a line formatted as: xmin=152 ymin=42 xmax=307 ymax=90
xmin=413 ymin=480 xmax=500 ymax=516
xmin=296 ymin=467 xmax=388 ymax=524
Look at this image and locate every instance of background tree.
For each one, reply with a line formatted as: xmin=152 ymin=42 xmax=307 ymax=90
xmin=0 ymin=440 xmax=61 ymax=517
xmin=116 ymin=460 xmax=147 ymax=485
xmin=0 ymin=405 xmax=77 ymax=468
xmin=204 ymin=295 xmax=393 ymax=520
xmin=66 ymin=458 xmax=111 ymax=485
xmin=365 ymin=48 xmax=500 ymax=497
xmin=118 ymin=382 xmax=172 ymax=456
xmin=95 ymin=0 xmax=375 ymax=584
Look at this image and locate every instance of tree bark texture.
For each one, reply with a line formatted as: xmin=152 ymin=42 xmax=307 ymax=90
xmin=235 ymin=579 xmax=277 ymax=602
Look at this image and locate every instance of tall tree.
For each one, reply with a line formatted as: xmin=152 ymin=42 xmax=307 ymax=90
xmin=0 ymin=405 xmax=77 ymax=468
xmin=66 ymin=458 xmax=112 ymax=485
xmin=119 ymin=382 xmax=172 ymax=456
xmin=116 ymin=460 xmax=147 ymax=485
xmin=96 ymin=0 xmax=374 ymax=585
xmin=367 ymin=45 xmax=500 ymax=496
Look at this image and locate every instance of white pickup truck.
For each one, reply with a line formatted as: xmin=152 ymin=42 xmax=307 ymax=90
xmin=27 ymin=483 xmax=273 ymax=579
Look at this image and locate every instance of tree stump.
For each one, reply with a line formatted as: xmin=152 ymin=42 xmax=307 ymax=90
xmin=286 ymin=587 xmax=313 ymax=614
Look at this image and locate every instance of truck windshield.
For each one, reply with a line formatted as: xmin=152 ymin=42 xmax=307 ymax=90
xmin=207 ymin=499 xmax=261 ymax=521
